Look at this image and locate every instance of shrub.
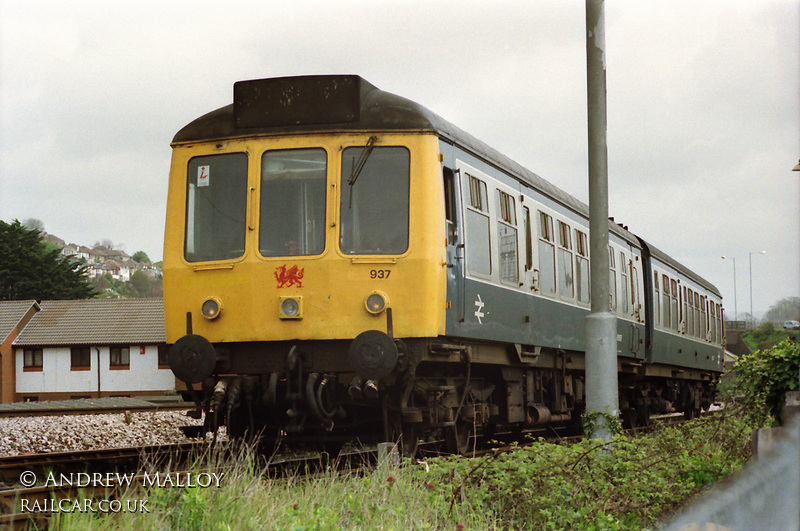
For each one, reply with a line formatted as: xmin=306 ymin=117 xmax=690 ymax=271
xmin=732 ymin=339 xmax=800 ymax=425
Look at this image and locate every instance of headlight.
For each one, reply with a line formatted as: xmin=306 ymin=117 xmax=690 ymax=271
xmin=201 ymin=298 xmax=222 ymax=320
xmin=279 ymin=296 xmax=303 ymax=319
xmin=365 ymin=292 xmax=388 ymax=315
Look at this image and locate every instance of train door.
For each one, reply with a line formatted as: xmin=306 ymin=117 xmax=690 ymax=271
xmin=522 ymin=205 xmax=536 ymax=291
xmin=443 ymin=166 xmax=466 ymax=325
xmin=626 ymin=247 xmax=644 ymax=358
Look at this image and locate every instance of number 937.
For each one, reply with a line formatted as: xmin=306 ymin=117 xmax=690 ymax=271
xmin=370 ymin=269 xmax=391 ymax=279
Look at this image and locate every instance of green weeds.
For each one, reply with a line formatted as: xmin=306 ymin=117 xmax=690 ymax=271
xmin=51 ymin=409 xmax=754 ymax=530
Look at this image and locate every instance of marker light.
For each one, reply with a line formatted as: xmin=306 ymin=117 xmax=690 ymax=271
xmin=280 ymin=296 xmax=303 ymax=319
xmin=201 ymin=298 xmax=222 ymax=320
xmin=365 ymin=292 xmax=388 ymax=315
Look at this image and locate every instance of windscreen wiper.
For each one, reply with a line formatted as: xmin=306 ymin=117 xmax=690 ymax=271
xmin=347 ymin=136 xmax=377 ymax=207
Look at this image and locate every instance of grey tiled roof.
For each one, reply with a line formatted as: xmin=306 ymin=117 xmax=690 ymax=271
xmin=14 ymin=298 xmax=165 ymax=346
xmin=0 ymin=300 xmax=39 ymax=343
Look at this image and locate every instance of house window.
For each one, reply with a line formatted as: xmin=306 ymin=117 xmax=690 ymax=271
xmin=71 ymin=347 xmax=91 ymax=370
xmin=158 ymin=345 xmax=170 ymax=367
xmin=23 ymin=349 xmax=43 ymax=370
xmin=110 ymin=347 xmax=130 ymax=369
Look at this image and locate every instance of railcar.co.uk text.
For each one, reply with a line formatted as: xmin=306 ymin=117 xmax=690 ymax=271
xmin=18 ymin=471 xmax=224 ymax=514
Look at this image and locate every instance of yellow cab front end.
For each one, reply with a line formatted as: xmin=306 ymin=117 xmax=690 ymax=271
xmin=163 ymin=132 xmax=447 ymax=384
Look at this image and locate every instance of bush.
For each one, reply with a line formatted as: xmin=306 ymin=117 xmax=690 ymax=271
xmin=732 ymin=339 xmax=800 ymax=425
xmin=413 ymin=409 xmax=752 ymax=530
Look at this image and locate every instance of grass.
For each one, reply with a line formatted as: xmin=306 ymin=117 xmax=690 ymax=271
xmin=50 ymin=407 xmax=756 ymax=531
xmin=742 ymin=322 xmax=798 ymax=351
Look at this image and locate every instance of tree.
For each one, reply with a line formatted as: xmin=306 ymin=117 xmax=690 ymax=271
xmin=131 ymin=250 xmax=151 ymax=264
xmin=93 ymin=239 xmax=116 ymax=251
xmin=765 ymin=297 xmax=800 ymax=323
xmin=22 ymin=218 xmax=45 ymax=232
xmin=129 ymin=269 xmax=162 ymax=298
xmin=0 ymin=220 xmax=96 ymax=300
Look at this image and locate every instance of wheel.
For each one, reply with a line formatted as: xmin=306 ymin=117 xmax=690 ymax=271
xmin=683 ymin=408 xmax=701 ymax=421
xmin=387 ymin=414 xmax=419 ymax=458
xmin=621 ymin=408 xmax=637 ymax=430
xmin=399 ymin=424 xmax=419 ymax=458
xmin=445 ymin=422 xmax=470 ymax=454
xmin=636 ymin=405 xmax=651 ymax=428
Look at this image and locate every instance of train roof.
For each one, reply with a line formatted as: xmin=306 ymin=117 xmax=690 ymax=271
xmin=638 ymin=238 xmax=721 ymax=297
xmin=173 ymin=75 xmax=594 ymax=226
xmin=173 ymin=75 xmax=719 ymax=298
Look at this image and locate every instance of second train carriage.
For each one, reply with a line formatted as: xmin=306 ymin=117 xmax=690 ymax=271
xmin=164 ymin=75 xmax=723 ymax=451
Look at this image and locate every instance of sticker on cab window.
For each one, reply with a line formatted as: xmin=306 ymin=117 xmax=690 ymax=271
xmin=198 ymin=165 xmax=210 ymax=187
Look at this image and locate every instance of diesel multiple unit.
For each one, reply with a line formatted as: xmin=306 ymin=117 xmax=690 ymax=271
xmin=164 ymin=75 xmax=723 ymax=453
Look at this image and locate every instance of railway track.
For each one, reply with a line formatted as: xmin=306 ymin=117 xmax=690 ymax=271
xmin=0 ymin=400 xmax=193 ymax=419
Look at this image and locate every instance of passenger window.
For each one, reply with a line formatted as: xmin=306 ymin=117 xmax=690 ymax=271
xmin=465 ymin=174 xmax=491 ymax=276
xmin=620 ymin=252 xmax=628 ymax=315
xmin=654 ymin=273 xmax=661 ymax=327
xmin=538 ymin=211 xmax=556 ymax=295
xmin=496 ymin=190 xmax=518 ymax=284
xmin=700 ymin=295 xmax=707 ymax=338
xmin=631 ymin=263 xmax=639 ymax=319
xmin=609 ymin=248 xmax=617 ymax=311
xmin=662 ymin=274 xmax=671 ymax=329
xmin=557 ymin=221 xmax=574 ymax=299
xmin=708 ymin=302 xmax=717 ymax=343
xmin=575 ymin=230 xmax=589 ymax=303
xmin=523 ymin=207 xmax=532 ymax=271
xmin=469 ymin=174 xmax=488 ymax=212
xmin=670 ymin=279 xmax=678 ymax=331
xmin=694 ymin=293 xmax=701 ymax=336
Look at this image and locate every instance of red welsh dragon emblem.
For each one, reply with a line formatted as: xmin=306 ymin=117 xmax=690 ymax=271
xmin=274 ymin=265 xmax=304 ymax=288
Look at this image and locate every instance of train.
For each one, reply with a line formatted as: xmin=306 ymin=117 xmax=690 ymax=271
xmin=164 ymin=75 xmax=724 ymax=454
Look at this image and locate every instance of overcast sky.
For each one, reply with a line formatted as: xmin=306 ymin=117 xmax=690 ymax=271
xmin=1 ymin=1 xmax=798 ymax=318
